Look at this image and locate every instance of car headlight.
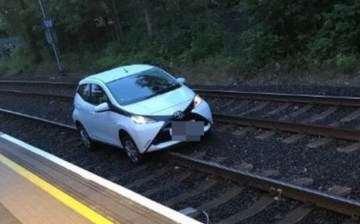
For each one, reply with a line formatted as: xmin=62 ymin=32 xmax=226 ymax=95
xmin=131 ymin=115 xmax=156 ymax=124
xmin=193 ymin=94 xmax=203 ymax=108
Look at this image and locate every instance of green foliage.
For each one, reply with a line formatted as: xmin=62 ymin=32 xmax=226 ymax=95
xmin=2 ymin=0 xmax=360 ymax=77
xmin=335 ymin=54 xmax=358 ymax=73
xmin=0 ymin=62 xmax=8 ymax=75
xmin=0 ymin=48 xmax=35 ymax=75
xmin=95 ymin=55 xmax=118 ymax=70
xmin=188 ymin=21 xmax=223 ymax=61
xmin=307 ymin=37 xmax=333 ymax=61
xmin=308 ymin=2 xmax=360 ymax=61
xmin=238 ymin=26 xmax=278 ymax=70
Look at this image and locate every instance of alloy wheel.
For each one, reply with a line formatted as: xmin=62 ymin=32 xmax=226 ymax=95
xmin=124 ymin=138 xmax=139 ymax=163
xmin=79 ymin=127 xmax=91 ymax=149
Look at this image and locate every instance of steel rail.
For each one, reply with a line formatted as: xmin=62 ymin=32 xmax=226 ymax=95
xmin=168 ymin=152 xmax=360 ymax=217
xmin=0 ymin=108 xmax=76 ymax=130
xmin=0 ymin=90 xmax=72 ymax=100
xmin=0 ymin=89 xmax=359 ymax=141
xmin=0 ymin=80 xmax=76 ymax=87
xmin=1 ymin=79 xmax=360 ymax=106
xmin=0 ymin=107 xmax=358 ymax=217
xmin=194 ymin=89 xmax=360 ymax=107
xmin=214 ymin=113 xmax=360 ymax=141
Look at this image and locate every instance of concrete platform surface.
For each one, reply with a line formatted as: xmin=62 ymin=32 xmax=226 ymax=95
xmin=0 ymin=133 xmax=201 ymax=224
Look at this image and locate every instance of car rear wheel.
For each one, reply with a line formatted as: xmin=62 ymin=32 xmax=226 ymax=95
xmin=78 ymin=125 xmax=96 ymax=151
xmin=122 ymin=134 xmax=142 ymax=164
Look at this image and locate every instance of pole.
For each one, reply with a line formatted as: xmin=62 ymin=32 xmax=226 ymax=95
xmin=38 ymin=0 xmax=65 ymax=76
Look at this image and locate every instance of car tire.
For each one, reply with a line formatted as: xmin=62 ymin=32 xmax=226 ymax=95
xmin=122 ymin=134 xmax=143 ymax=164
xmin=78 ymin=125 xmax=96 ymax=151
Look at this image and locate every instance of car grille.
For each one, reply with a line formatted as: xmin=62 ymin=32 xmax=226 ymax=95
xmin=152 ymin=123 xmax=172 ymax=145
xmin=176 ymin=113 xmax=209 ymax=126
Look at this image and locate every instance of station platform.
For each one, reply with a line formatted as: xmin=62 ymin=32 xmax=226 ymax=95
xmin=0 ymin=132 xmax=201 ymax=224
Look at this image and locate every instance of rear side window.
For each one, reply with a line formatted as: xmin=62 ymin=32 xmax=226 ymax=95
xmin=77 ymin=84 xmax=91 ymax=102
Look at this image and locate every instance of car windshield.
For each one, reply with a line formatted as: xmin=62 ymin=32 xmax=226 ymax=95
xmin=107 ymin=68 xmax=180 ymax=105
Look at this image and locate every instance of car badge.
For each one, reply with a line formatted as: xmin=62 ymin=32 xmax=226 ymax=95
xmin=173 ymin=111 xmax=185 ymax=120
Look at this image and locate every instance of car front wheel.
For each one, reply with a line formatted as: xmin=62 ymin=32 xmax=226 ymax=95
xmin=122 ymin=134 xmax=142 ymax=164
xmin=78 ymin=125 xmax=96 ymax=151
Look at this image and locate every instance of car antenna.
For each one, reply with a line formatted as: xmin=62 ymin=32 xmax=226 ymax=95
xmin=123 ymin=68 xmax=128 ymax=73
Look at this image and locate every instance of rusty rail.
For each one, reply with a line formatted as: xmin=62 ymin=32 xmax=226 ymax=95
xmin=168 ymin=152 xmax=360 ymax=217
xmin=1 ymin=80 xmax=360 ymax=106
xmin=0 ymin=88 xmax=359 ymax=141
xmin=0 ymin=107 xmax=359 ymax=217
xmin=214 ymin=113 xmax=360 ymax=141
xmin=195 ymin=89 xmax=360 ymax=107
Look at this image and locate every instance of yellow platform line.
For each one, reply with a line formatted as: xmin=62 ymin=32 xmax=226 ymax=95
xmin=0 ymin=154 xmax=114 ymax=224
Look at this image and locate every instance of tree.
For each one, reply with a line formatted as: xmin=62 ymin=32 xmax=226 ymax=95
xmin=0 ymin=0 xmax=42 ymax=61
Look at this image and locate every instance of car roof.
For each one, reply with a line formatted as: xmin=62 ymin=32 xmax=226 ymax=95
xmin=81 ymin=64 xmax=154 ymax=84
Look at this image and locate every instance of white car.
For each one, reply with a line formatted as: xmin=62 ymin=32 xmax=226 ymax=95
xmin=72 ymin=64 xmax=213 ymax=163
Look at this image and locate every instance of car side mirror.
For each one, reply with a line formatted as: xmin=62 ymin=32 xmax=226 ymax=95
xmin=95 ymin=102 xmax=110 ymax=112
xmin=176 ymin=77 xmax=186 ymax=84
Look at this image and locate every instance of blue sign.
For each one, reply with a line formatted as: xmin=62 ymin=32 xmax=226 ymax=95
xmin=43 ymin=17 xmax=53 ymax=29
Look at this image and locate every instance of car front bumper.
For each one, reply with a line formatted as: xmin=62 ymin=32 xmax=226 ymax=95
xmin=146 ymin=121 xmax=211 ymax=152
xmin=131 ymin=100 xmax=213 ymax=153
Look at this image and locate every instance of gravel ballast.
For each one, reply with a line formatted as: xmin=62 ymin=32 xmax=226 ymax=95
xmin=0 ymin=81 xmax=358 ymax=223
xmin=0 ymin=89 xmax=359 ymax=200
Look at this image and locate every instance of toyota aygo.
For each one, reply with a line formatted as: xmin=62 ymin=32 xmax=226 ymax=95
xmin=73 ymin=64 xmax=213 ymax=163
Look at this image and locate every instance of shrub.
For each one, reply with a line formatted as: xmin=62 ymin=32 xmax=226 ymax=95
xmin=335 ymin=54 xmax=357 ymax=73
xmin=96 ymin=55 xmax=118 ymax=70
xmin=0 ymin=62 xmax=8 ymax=75
xmin=1 ymin=48 xmax=35 ymax=75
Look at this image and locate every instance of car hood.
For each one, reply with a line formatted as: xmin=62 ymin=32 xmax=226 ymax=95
xmin=122 ymin=86 xmax=195 ymax=116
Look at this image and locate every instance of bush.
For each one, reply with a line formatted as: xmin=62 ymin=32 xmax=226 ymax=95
xmin=95 ymin=55 xmax=118 ymax=70
xmin=0 ymin=62 xmax=8 ymax=75
xmin=335 ymin=54 xmax=357 ymax=73
xmin=0 ymin=48 xmax=35 ymax=75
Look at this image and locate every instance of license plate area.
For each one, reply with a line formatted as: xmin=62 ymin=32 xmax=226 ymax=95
xmin=171 ymin=121 xmax=204 ymax=142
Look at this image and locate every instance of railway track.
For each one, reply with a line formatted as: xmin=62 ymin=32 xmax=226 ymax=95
xmin=0 ymin=80 xmax=360 ymax=220
xmin=1 ymin=82 xmax=360 ymax=191
xmin=2 ymin=80 xmax=360 ymax=129
xmin=0 ymin=107 xmax=359 ymax=223
xmin=3 ymin=79 xmax=360 ymax=105
xmin=1 ymin=88 xmax=360 ymax=141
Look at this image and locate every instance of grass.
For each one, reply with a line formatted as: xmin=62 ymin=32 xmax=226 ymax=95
xmin=1 ymin=47 xmax=360 ymax=87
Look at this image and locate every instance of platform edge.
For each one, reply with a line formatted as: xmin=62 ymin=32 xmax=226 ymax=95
xmin=0 ymin=133 xmax=202 ymax=224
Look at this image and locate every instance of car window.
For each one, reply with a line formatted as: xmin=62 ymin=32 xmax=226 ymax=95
xmin=107 ymin=68 xmax=180 ymax=105
xmin=91 ymin=84 xmax=109 ymax=105
xmin=77 ymin=84 xmax=91 ymax=102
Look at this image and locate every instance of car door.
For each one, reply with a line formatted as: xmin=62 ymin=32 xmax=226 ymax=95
xmin=74 ymin=83 xmax=96 ymax=136
xmin=89 ymin=84 xmax=119 ymax=145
